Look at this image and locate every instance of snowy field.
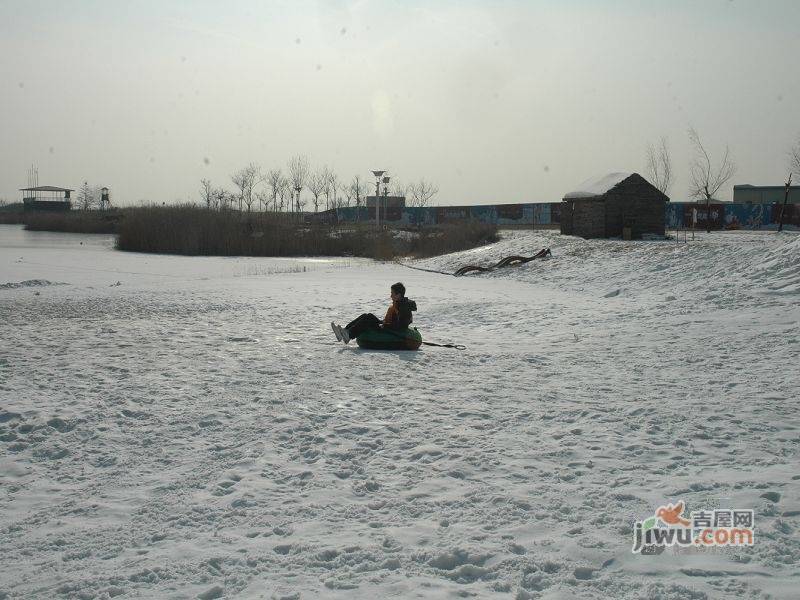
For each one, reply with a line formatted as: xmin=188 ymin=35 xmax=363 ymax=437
xmin=1 ymin=224 xmax=798 ymax=600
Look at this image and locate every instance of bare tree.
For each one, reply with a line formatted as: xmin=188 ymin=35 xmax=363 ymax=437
xmin=231 ymin=163 xmax=260 ymax=212
xmin=78 ymin=181 xmax=96 ymax=210
xmin=256 ymin=189 xmax=271 ymax=213
xmin=318 ymin=166 xmax=333 ymax=211
xmin=243 ymin=186 xmax=256 ymax=212
xmin=688 ymin=127 xmax=737 ymax=233
xmin=308 ymin=169 xmax=328 ymax=212
xmin=349 ymin=175 xmax=366 ymax=220
xmin=334 ymin=186 xmax=348 ymax=210
xmin=231 ymin=171 xmax=246 ymax=211
xmin=408 ymin=179 xmax=439 ymax=227
xmin=392 ymin=180 xmax=409 ymax=199
xmin=266 ymin=169 xmax=283 ymax=212
xmin=247 ymin=163 xmax=262 ymax=211
xmin=215 ymin=187 xmax=231 ymax=210
xmin=287 ymin=155 xmax=309 ymax=214
xmin=326 ymin=169 xmax=339 ymax=212
xmin=409 ymin=179 xmax=439 ymax=208
xmin=340 ymin=182 xmax=354 ymax=208
xmin=646 ymin=136 xmax=673 ymax=196
xmin=277 ymin=177 xmax=291 ymax=212
xmin=778 ymin=137 xmax=800 ymax=232
xmin=200 ymin=179 xmax=214 ymax=209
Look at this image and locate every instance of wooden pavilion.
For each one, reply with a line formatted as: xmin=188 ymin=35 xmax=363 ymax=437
xmin=20 ymin=186 xmax=73 ymax=212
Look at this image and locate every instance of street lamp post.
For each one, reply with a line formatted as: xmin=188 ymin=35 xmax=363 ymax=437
xmin=382 ymin=176 xmax=391 ymax=230
xmin=371 ymin=170 xmax=385 ymax=228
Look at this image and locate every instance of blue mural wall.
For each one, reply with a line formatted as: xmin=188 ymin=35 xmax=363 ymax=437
xmin=666 ymin=202 xmax=799 ymax=231
xmin=334 ymin=202 xmax=798 ymax=231
xmin=336 ymin=203 xmax=556 ymax=227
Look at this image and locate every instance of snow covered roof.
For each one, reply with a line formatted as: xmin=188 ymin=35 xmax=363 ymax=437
xmin=563 ymin=172 xmax=633 ymax=199
xmin=19 ymin=185 xmax=74 ymax=192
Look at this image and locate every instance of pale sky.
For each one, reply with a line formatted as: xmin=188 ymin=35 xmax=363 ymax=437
xmin=2 ymin=0 xmax=798 ymax=206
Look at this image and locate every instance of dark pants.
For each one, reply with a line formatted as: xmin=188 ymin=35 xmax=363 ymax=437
xmin=345 ymin=313 xmax=382 ymax=339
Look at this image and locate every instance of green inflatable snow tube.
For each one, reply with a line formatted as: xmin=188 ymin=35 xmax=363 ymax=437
xmin=356 ymin=327 xmax=422 ymax=351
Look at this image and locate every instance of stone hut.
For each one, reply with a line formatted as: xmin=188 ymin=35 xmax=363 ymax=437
xmin=560 ymin=172 xmax=668 ymax=239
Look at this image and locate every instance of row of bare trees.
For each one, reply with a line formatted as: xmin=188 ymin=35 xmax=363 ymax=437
xmin=648 ymin=129 xmax=800 ymax=201
xmin=200 ymin=155 xmax=439 ymax=216
xmin=645 ymin=128 xmax=736 ymax=202
xmin=646 ymin=128 xmax=736 ymax=232
xmin=648 ymin=129 xmax=800 ymax=232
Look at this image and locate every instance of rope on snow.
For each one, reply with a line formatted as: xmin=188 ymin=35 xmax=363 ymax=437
xmin=393 ymin=262 xmax=455 ymax=276
xmin=378 ymin=326 xmax=466 ymax=350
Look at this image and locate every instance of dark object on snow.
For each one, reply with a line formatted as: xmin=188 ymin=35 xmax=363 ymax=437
xmin=346 ymin=299 xmax=417 ymax=337
xmin=355 ymin=327 xmax=465 ymax=351
xmin=356 ymin=327 xmax=423 ymax=350
xmin=343 ymin=293 xmax=417 ymax=341
xmin=346 ymin=313 xmax=384 ymax=339
xmin=454 ymin=248 xmax=551 ymax=276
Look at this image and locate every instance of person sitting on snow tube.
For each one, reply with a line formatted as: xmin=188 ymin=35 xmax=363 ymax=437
xmin=331 ymin=282 xmax=417 ymax=344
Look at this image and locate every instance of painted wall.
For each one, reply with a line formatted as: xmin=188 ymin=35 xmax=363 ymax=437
xmin=333 ymin=202 xmax=798 ymax=231
xmin=336 ymin=203 xmax=556 ymax=227
xmin=666 ymin=202 xmax=799 ymax=231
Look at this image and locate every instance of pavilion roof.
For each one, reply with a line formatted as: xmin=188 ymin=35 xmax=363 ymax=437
xmin=20 ymin=185 xmax=74 ymax=192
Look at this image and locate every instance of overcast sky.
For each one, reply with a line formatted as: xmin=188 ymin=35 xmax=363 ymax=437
xmin=2 ymin=0 xmax=799 ymax=206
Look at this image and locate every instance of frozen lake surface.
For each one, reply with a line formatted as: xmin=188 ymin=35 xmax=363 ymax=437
xmin=1 ymin=224 xmax=798 ymax=599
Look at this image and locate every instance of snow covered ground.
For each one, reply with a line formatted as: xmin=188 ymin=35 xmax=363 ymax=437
xmin=1 ymin=224 xmax=798 ymax=599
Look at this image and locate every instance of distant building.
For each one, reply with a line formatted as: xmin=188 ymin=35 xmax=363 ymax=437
xmin=366 ymin=195 xmax=406 ymax=222
xmin=365 ymin=195 xmax=405 ymax=208
xmin=560 ymin=172 xmax=667 ymax=239
xmin=733 ymin=184 xmax=800 ymax=205
xmin=20 ymin=186 xmax=73 ymax=212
